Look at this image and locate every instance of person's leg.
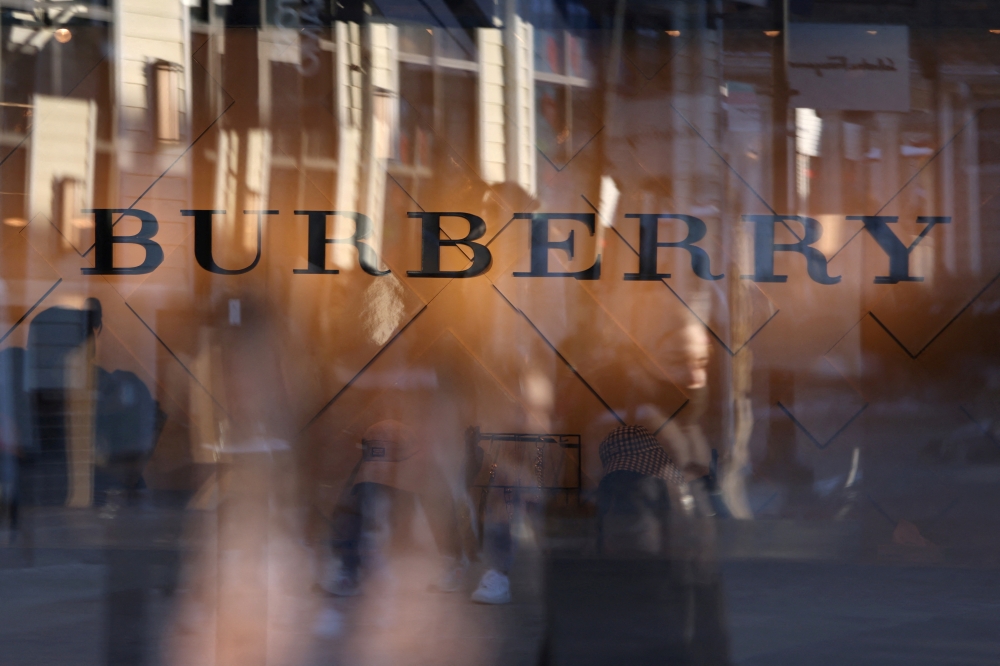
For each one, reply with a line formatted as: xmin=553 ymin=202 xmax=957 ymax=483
xmin=357 ymin=482 xmax=396 ymax=578
xmin=416 ymin=477 xmax=462 ymax=561
xmin=472 ymin=489 xmax=515 ymax=604
xmin=329 ymin=484 xmax=364 ymax=587
xmin=482 ymin=520 xmax=514 ymax=574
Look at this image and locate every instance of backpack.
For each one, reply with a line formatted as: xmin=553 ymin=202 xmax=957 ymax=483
xmin=95 ymin=369 xmax=165 ymax=462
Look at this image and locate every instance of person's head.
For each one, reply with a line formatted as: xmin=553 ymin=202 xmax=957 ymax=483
xmin=656 ymin=322 xmax=710 ymax=391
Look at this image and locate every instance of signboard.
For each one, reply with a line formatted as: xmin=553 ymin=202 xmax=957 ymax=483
xmin=788 ymin=24 xmax=909 ymax=112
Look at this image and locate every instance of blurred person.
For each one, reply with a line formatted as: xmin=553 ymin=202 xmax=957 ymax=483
xmin=0 ymin=412 xmax=19 ymax=537
xmin=469 ymin=436 xmax=548 ymax=606
xmin=656 ymin=322 xmax=731 ymax=517
xmin=93 ymin=368 xmax=165 ymax=505
xmin=163 ymin=294 xmax=315 ymax=666
xmin=23 ymin=297 xmax=102 ymax=507
xmin=538 ymin=424 xmax=732 ymax=665
xmin=0 ymin=347 xmax=28 ymax=537
xmin=328 ymin=419 xmax=467 ymax=597
xmin=471 ymin=479 xmax=517 ymax=604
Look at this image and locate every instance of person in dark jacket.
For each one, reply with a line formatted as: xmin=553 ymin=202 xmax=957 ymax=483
xmin=539 ymin=424 xmax=732 ymax=666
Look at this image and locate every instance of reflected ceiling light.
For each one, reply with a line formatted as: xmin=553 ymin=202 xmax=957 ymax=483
xmin=866 ymin=30 xmax=877 ymax=35
xmin=764 ymin=30 xmax=780 ymax=37
xmin=991 ymin=29 xmax=1000 ymax=34
xmin=665 ymin=30 xmax=681 ymax=37
xmin=54 ymin=28 xmax=71 ymax=44
xmin=3 ymin=217 xmax=28 ymax=228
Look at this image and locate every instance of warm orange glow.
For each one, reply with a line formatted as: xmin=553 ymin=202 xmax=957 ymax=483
xmin=54 ymin=28 xmax=72 ymax=44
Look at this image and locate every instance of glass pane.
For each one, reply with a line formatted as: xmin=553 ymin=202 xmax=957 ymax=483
xmin=2 ymin=4 xmax=1000 ymax=665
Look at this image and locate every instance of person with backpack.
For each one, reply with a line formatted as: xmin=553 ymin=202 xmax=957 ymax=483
xmin=538 ymin=424 xmax=732 ymax=665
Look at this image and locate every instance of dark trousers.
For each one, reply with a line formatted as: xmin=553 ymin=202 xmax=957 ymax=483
xmin=332 ymin=482 xmax=461 ymax=577
xmin=539 ymin=471 xmax=732 ymax=665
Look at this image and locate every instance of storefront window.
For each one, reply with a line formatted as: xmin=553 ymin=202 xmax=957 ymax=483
xmin=3 ymin=1 xmax=1000 ymax=664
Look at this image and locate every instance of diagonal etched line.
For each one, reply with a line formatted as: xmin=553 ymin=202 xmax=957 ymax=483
xmin=831 ymin=108 xmax=998 ymax=359
xmin=867 ymin=494 xmax=896 ymax=525
xmin=0 ymin=127 xmax=32 ymax=172
xmin=17 ymin=212 xmax=48 ymax=235
xmin=776 ymin=400 xmax=867 ymax=450
xmin=387 ymin=171 xmax=425 ymax=213
xmin=0 ymin=55 xmax=108 ymax=169
xmin=395 ymin=91 xmax=493 ymax=199
xmin=730 ymin=308 xmax=780 ymax=355
xmin=904 ymin=266 xmax=1000 ymax=356
xmin=667 ymin=104 xmax=803 ymax=242
xmin=867 ymin=311 xmax=917 ymax=359
xmin=827 ymin=228 xmax=863 ymax=264
xmin=537 ymin=126 xmax=604 ymax=173
xmin=874 ymin=112 xmax=982 ymax=216
xmin=43 ymin=214 xmax=89 ymax=257
xmin=867 ymin=266 xmax=1000 ymax=359
xmin=830 ymin=108 xmax=986 ymax=262
xmin=82 ymin=98 xmax=236 ymax=256
xmin=190 ymin=34 xmax=237 ymax=105
xmin=491 ymin=284 xmax=624 ymax=426
xmin=124 ymin=301 xmax=228 ymax=416
xmin=0 ymin=278 xmax=62 ymax=344
xmin=607 ymin=220 xmax=736 ymax=350
xmin=588 ymin=195 xmax=779 ymax=356
xmin=485 ymin=215 xmax=517 ymax=248
xmin=753 ymin=491 xmax=779 ymax=514
xmin=297 ymin=259 xmax=472 ymax=434
xmin=669 ymin=103 xmax=776 ymax=216
xmin=959 ymin=405 xmax=1000 ymax=450
xmin=297 ymin=304 xmax=428 ymax=435
xmin=823 ymin=313 xmax=862 ymax=357
xmin=653 ymin=399 xmax=689 ymax=436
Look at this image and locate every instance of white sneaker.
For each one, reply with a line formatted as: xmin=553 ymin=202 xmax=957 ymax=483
xmin=470 ymin=569 xmax=511 ymax=604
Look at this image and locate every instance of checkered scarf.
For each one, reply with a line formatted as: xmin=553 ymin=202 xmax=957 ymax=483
xmin=599 ymin=425 xmax=684 ymax=485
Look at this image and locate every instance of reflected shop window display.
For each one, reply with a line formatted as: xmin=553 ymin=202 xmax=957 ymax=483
xmin=3 ymin=1 xmax=1000 ymax=665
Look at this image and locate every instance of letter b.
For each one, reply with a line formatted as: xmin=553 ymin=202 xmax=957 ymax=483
xmin=82 ymin=209 xmax=164 ymax=275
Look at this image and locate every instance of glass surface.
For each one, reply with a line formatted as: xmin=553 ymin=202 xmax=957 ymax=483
xmin=2 ymin=1 xmax=1000 ymax=665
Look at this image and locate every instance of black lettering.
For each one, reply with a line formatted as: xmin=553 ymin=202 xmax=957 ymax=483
xmin=406 ymin=212 xmax=492 ymax=278
xmin=292 ymin=210 xmax=389 ymax=276
xmin=742 ymin=215 xmax=840 ymax=285
xmin=82 ymin=208 xmax=164 ymax=275
xmin=850 ymin=216 xmax=950 ymax=284
xmin=183 ymin=209 xmax=275 ymax=275
xmin=623 ymin=213 xmax=722 ymax=281
xmin=512 ymin=212 xmax=601 ymax=280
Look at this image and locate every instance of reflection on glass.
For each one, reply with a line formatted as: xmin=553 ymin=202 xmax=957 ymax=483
xmin=0 ymin=1 xmax=999 ymax=665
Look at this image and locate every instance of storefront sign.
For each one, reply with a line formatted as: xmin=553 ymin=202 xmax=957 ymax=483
xmin=788 ymin=24 xmax=909 ymax=112
xmin=79 ymin=209 xmax=948 ymax=286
